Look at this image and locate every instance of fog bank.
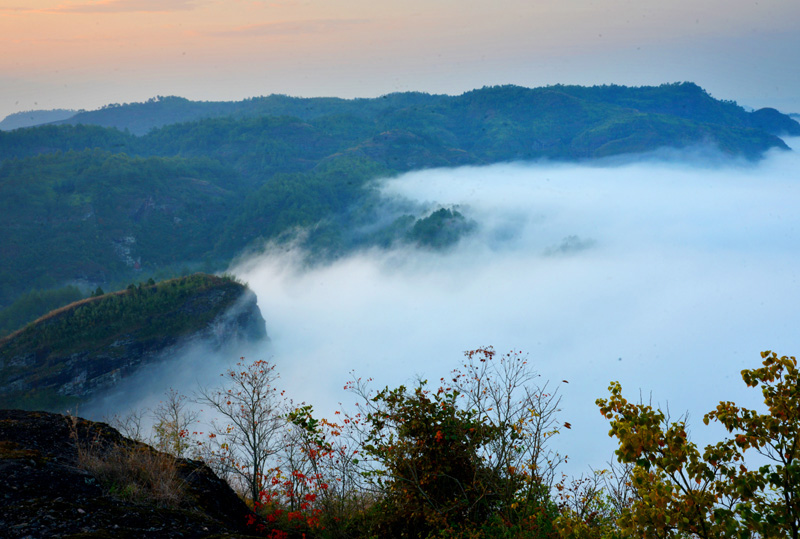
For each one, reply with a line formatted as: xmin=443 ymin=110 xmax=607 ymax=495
xmin=228 ymin=141 xmax=800 ymax=472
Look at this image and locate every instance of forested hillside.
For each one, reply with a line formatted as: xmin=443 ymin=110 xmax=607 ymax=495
xmin=1 ymin=82 xmax=798 ymax=334
xmin=0 ymin=150 xmax=241 ymax=309
xmin=0 ymin=273 xmax=265 ymax=410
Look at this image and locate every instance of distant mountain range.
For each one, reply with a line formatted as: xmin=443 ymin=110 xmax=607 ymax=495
xmin=4 ymin=84 xmax=799 ymax=138
xmin=1 ymin=82 xmax=798 ymax=333
xmin=0 ymin=109 xmax=78 ymax=131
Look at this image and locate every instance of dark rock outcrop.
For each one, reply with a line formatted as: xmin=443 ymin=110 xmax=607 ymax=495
xmin=0 ymin=409 xmax=261 ymax=538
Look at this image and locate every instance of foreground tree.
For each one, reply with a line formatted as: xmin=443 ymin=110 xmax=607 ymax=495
xmin=348 ymin=347 xmax=566 ymax=538
xmin=597 ymin=350 xmax=799 ymax=538
xmin=705 ymin=351 xmax=800 ymax=538
xmin=197 ymin=359 xmax=286 ymax=504
xmin=285 ymin=404 xmax=369 ymax=536
xmin=452 ymin=347 xmax=567 ymax=511
xmin=552 ymin=460 xmax=637 ymax=539
xmin=152 ymin=388 xmax=199 ymax=458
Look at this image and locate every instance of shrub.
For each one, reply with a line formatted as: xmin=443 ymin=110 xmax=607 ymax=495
xmin=347 ymin=347 xmax=567 ymax=538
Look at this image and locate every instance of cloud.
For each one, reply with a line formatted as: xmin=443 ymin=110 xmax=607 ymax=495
xmin=82 ymin=330 xmax=265 ymax=423
xmin=206 ymin=18 xmax=370 ymax=38
xmin=228 ymin=140 xmax=800 ymax=475
xmin=86 ymin=140 xmax=800 ymax=477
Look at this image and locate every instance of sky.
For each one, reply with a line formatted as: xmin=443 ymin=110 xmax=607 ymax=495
xmin=85 ymin=138 xmax=800 ymax=475
xmin=1 ymin=0 xmax=799 ymax=120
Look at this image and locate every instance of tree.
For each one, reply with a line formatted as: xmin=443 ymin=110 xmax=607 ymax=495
xmin=152 ymin=388 xmax=199 ymax=458
xmin=347 ymin=347 xmax=566 ymax=538
xmin=197 ymin=359 xmax=286 ymax=504
xmin=451 ymin=347 xmax=567 ymax=510
xmin=553 ymin=462 xmax=635 ymax=539
xmin=284 ymin=404 xmax=367 ymax=528
xmin=598 ymin=382 xmax=729 ymax=538
xmin=360 ymin=380 xmax=501 ymax=536
xmin=705 ymin=351 xmax=800 ymax=538
xmin=597 ymin=350 xmax=800 ymax=538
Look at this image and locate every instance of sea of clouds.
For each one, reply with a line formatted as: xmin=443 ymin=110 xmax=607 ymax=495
xmin=233 ymin=139 xmax=800 ymax=473
xmin=89 ymin=139 xmax=800 ymax=475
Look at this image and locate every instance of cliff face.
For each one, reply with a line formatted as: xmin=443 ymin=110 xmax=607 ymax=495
xmin=49 ymin=286 xmax=266 ymax=401
xmin=0 ymin=409 xmax=261 ymax=538
xmin=0 ymin=274 xmax=267 ymax=410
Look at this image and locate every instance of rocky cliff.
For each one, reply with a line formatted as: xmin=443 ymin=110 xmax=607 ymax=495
xmin=0 ymin=409 xmax=262 ymax=538
xmin=0 ymin=274 xmax=267 ymax=410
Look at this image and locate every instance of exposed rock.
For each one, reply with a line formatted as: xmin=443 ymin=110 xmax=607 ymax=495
xmin=0 ymin=409 xmax=262 ymax=538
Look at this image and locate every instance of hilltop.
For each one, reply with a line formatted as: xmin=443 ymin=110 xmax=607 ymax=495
xmin=21 ymin=83 xmax=800 ymax=140
xmin=0 ymin=109 xmax=77 ymax=131
xmin=0 ymin=274 xmax=266 ymax=411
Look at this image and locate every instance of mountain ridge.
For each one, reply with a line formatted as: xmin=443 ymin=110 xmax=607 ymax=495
xmin=1 ymin=82 xmax=798 ymax=317
xmin=0 ymin=274 xmax=267 ymax=411
xmin=3 ymin=83 xmax=797 ymax=139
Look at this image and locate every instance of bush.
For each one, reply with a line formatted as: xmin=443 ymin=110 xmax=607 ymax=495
xmin=347 ymin=347 xmax=567 ymax=538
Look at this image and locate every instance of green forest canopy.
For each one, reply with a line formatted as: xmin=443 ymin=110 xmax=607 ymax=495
xmin=1 ymin=82 xmax=798 ymax=332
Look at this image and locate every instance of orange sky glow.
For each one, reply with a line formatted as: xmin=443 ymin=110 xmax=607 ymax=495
xmin=1 ymin=0 xmax=799 ymax=118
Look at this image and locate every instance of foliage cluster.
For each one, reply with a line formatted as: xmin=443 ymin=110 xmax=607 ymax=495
xmin=123 ymin=348 xmax=570 ymax=538
xmin=338 ymin=348 xmax=569 ymax=538
xmin=114 ymin=347 xmax=800 ymax=539
xmin=597 ymin=350 xmax=799 ymax=538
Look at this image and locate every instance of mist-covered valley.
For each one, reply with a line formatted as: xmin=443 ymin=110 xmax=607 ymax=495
xmin=241 ymin=141 xmax=800 ymax=472
xmin=2 ymin=86 xmax=799 ymax=536
xmin=5 ymin=0 xmax=800 ymax=533
xmin=80 ymin=138 xmax=800 ymax=476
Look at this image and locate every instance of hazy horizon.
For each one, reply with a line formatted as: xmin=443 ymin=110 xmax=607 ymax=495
xmin=1 ymin=1 xmax=799 ymax=120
